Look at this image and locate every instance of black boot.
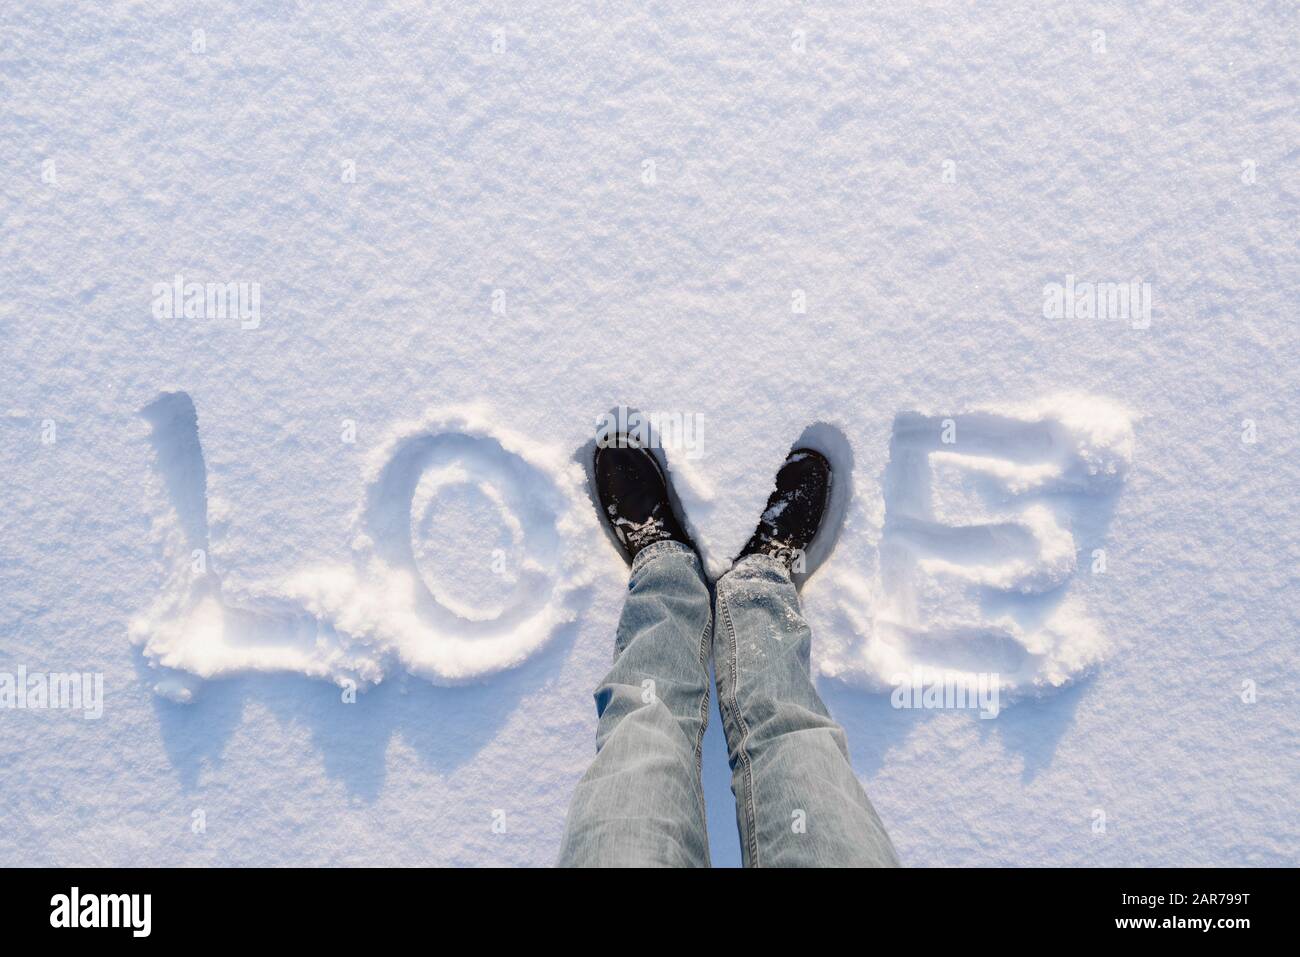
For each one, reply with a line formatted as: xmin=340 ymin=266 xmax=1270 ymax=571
xmin=738 ymin=448 xmax=831 ymax=568
xmin=594 ymin=438 xmax=694 ymax=563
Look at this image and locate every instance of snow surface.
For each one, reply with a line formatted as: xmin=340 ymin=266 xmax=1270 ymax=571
xmin=2 ymin=1 xmax=1297 ymax=866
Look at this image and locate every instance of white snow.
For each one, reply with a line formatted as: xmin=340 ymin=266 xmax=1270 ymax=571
xmin=131 ymin=403 xmax=597 ymax=685
xmin=812 ymin=394 xmax=1131 ymax=696
xmin=1 ymin=0 xmax=1296 ymax=867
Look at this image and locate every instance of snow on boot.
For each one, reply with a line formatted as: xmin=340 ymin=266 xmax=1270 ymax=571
xmin=593 ymin=438 xmax=693 ymax=563
xmin=738 ymin=448 xmax=831 ymax=569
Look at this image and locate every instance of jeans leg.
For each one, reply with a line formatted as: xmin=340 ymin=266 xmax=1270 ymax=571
xmin=558 ymin=540 xmax=713 ymax=867
xmin=714 ymin=554 xmax=899 ymax=868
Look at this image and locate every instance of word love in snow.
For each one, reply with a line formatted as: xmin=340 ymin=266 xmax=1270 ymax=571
xmin=49 ymin=887 xmax=152 ymax=937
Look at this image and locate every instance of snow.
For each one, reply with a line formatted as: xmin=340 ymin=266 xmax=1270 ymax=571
xmin=2 ymin=1 xmax=1296 ymax=866
xmin=132 ymin=401 xmax=596 ymax=684
xmin=812 ymin=395 xmax=1130 ymax=696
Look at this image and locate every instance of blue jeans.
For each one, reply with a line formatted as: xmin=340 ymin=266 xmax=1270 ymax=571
xmin=559 ymin=541 xmax=899 ymax=867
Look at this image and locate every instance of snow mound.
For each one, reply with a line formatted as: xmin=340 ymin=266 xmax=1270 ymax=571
xmin=131 ymin=394 xmax=598 ymax=690
xmin=813 ymin=394 xmax=1134 ymax=697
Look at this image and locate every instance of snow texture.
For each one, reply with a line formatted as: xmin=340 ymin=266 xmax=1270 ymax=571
xmin=813 ymin=395 xmax=1132 ymax=695
xmin=132 ymin=398 xmax=596 ymax=686
xmin=1 ymin=0 xmax=1296 ymax=866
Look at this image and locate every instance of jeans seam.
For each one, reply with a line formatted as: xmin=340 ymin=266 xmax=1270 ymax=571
xmin=693 ymin=617 xmax=711 ymax=775
xmin=718 ymin=585 xmax=760 ymax=868
xmin=693 ymin=615 xmax=712 ymax=865
xmin=630 ymin=539 xmax=695 ymax=575
xmin=732 ymin=551 xmax=794 ymax=582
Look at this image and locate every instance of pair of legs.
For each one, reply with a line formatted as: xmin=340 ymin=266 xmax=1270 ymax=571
xmin=558 ymin=440 xmax=898 ymax=867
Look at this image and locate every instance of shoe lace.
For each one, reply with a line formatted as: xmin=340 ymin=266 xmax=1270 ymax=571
xmin=613 ymin=511 xmax=675 ymax=551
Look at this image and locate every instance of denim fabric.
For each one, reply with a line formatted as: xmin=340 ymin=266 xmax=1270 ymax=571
xmin=714 ymin=554 xmax=898 ymax=867
xmin=558 ymin=542 xmax=713 ymax=867
xmin=559 ymin=543 xmax=897 ymax=868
